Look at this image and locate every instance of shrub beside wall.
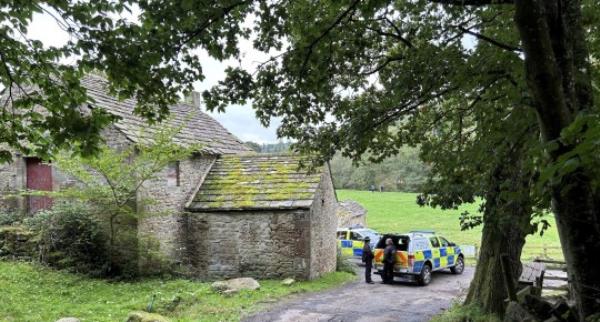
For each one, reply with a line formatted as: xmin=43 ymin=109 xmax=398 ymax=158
xmin=0 ymin=202 xmax=168 ymax=278
xmin=25 ymin=202 xmax=110 ymax=276
xmin=0 ymin=225 xmax=36 ymax=260
xmin=0 ymin=211 xmax=23 ymax=226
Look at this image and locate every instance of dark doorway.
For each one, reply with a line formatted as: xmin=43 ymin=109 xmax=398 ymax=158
xmin=26 ymin=157 xmax=53 ymax=213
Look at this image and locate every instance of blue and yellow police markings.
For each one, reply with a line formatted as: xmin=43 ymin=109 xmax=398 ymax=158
xmin=338 ymin=239 xmax=365 ymax=258
xmin=412 ymin=246 xmax=461 ymax=273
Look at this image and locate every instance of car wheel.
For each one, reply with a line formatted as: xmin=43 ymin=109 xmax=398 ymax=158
xmin=451 ymin=256 xmax=464 ymax=275
xmin=417 ymin=263 xmax=432 ymax=286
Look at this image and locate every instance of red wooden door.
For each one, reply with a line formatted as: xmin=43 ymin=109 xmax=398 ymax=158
xmin=26 ymin=158 xmax=53 ymax=213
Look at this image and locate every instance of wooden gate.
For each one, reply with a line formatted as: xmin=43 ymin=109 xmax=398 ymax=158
xmin=26 ymin=157 xmax=53 ymax=213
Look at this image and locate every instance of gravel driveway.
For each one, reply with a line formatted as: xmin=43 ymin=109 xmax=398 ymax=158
xmin=244 ymin=265 xmax=474 ymax=322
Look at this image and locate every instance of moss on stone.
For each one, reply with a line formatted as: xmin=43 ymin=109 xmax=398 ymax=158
xmin=195 ymin=155 xmax=322 ymax=209
xmin=0 ymin=225 xmax=36 ymax=259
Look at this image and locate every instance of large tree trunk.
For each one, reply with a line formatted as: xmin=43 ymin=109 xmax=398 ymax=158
xmin=465 ymin=148 xmax=533 ymax=316
xmin=514 ymin=0 xmax=600 ymax=318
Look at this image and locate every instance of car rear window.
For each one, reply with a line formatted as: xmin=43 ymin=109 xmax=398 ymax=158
xmin=376 ymin=235 xmax=410 ymax=251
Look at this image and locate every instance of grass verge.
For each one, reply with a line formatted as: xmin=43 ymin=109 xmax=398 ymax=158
xmin=430 ymin=303 xmax=501 ymax=322
xmin=0 ymin=261 xmax=355 ymax=322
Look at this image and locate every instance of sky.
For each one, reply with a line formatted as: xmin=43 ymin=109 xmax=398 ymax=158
xmin=27 ymin=10 xmax=282 ymax=144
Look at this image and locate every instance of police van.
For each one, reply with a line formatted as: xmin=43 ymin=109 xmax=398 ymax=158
xmin=336 ymin=226 xmax=380 ymax=259
xmin=373 ymin=230 xmax=464 ymax=285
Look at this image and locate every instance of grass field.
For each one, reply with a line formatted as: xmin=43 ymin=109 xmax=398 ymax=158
xmin=0 ymin=261 xmax=354 ymax=322
xmin=337 ymin=190 xmax=563 ymax=260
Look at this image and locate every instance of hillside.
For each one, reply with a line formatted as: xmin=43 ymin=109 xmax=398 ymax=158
xmin=337 ymin=190 xmax=563 ymax=260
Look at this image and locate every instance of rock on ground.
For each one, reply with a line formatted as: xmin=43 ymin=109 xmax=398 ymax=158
xmin=281 ymin=278 xmax=295 ymax=286
xmin=55 ymin=318 xmax=80 ymax=322
xmin=211 ymin=277 xmax=260 ymax=293
xmin=126 ymin=311 xmax=170 ymax=322
xmin=503 ymin=302 xmax=539 ymax=322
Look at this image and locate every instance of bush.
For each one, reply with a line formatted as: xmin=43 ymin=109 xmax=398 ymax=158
xmin=138 ymin=234 xmax=171 ymax=277
xmin=0 ymin=211 xmax=23 ymax=226
xmin=336 ymin=249 xmax=357 ymax=275
xmin=25 ymin=202 xmax=110 ymax=276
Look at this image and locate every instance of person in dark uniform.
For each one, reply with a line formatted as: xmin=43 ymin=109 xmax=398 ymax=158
xmin=362 ymin=236 xmax=374 ymax=284
xmin=383 ymin=238 xmax=396 ymax=284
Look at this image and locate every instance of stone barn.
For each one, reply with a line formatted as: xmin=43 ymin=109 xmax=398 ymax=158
xmin=182 ymin=154 xmax=338 ymax=280
xmin=336 ymin=200 xmax=367 ymax=228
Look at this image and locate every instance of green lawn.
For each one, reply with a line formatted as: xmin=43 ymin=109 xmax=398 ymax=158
xmin=337 ymin=190 xmax=563 ymax=260
xmin=0 ymin=261 xmax=354 ymax=322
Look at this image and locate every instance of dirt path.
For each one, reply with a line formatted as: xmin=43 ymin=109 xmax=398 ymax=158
xmin=244 ymin=266 xmax=474 ymax=322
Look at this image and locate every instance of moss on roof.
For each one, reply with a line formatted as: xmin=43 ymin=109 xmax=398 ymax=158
xmin=187 ymin=154 xmax=323 ymax=211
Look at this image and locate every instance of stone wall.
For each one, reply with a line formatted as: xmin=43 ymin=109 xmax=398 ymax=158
xmin=0 ymin=225 xmax=36 ymax=260
xmin=137 ymin=155 xmax=216 ymax=267
xmin=0 ymin=151 xmax=25 ymax=212
xmin=0 ymin=126 xmax=132 ymax=214
xmin=308 ymin=165 xmax=338 ymax=279
xmin=183 ymin=210 xmax=312 ymax=280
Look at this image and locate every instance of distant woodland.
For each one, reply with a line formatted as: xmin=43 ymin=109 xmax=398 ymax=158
xmin=245 ymin=142 xmax=428 ymax=192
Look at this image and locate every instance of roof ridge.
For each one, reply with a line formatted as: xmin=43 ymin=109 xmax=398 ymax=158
xmin=79 ymin=74 xmax=251 ymax=155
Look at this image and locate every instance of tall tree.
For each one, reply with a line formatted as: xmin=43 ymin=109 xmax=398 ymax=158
xmin=202 ymin=1 xmax=599 ymax=318
xmin=512 ymin=1 xmax=600 ymax=316
xmin=417 ymin=99 xmax=542 ymax=314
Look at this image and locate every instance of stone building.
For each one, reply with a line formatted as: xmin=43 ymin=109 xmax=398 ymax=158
xmin=0 ymin=75 xmax=338 ymax=280
xmin=336 ymin=200 xmax=367 ymax=228
xmin=0 ymin=74 xmax=250 ymax=214
xmin=181 ymin=154 xmax=338 ymax=280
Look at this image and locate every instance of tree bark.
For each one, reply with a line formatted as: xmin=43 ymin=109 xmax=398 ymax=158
xmin=514 ymin=0 xmax=600 ymax=318
xmin=465 ymin=149 xmax=533 ymax=316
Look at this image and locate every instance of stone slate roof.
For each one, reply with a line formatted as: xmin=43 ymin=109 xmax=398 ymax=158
xmin=338 ymin=200 xmax=367 ymax=218
xmin=187 ymin=154 xmax=323 ymax=211
xmin=81 ymin=75 xmax=251 ymax=155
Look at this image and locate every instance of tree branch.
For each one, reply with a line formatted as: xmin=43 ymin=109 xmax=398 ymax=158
xmin=300 ymin=0 xmax=361 ymax=74
xmin=360 ymin=55 xmax=404 ymax=76
xmin=177 ymin=1 xmax=251 ymax=50
xmin=458 ymin=25 xmax=522 ymax=53
xmin=364 ymin=24 xmax=413 ymax=48
xmin=384 ymin=17 xmax=414 ymax=48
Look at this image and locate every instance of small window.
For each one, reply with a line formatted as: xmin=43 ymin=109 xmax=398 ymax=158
xmin=376 ymin=235 xmax=410 ymax=251
xmin=412 ymin=239 xmax=428 ymax=251
xmin=350 ymin=232 xmax=362 ymax=241
xmin=337 ymin=231 xmax=347 ymax=240
xmin=167 ymin=161 xmax=180 ymax=187
xmin=430 ymin=237 xmax=440 ymax=248
xmin=439 ymin=237 xmax=450 ymax=247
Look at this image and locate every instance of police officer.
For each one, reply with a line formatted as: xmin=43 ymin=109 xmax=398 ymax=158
xmin=362 ymin=236 xmax=374 ymax=284
xmin=383 ymin=238 xmax=396 ymax=284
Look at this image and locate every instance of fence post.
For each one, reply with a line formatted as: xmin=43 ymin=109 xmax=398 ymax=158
xmin=500 ymin=254 xmax=517 ymax=301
